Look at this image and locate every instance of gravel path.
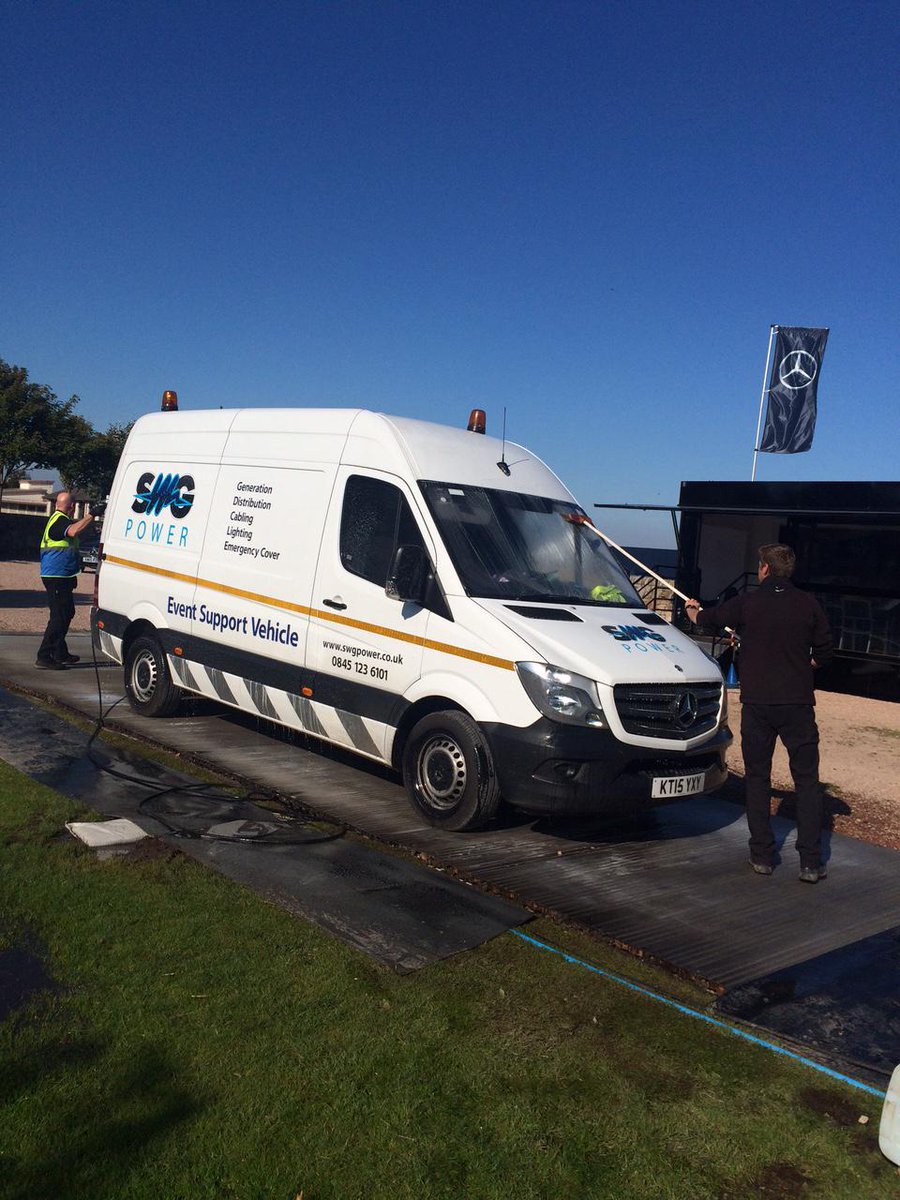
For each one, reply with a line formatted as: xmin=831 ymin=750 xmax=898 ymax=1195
xmin=2 ymin=557 xmax=898 ymax=848
xmin=0 ymin=559 xmax=93 ymax=634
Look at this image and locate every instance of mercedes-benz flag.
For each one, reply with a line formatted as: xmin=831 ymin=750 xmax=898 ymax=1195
xmin=759 ymin=326 xmax=829 ymax=454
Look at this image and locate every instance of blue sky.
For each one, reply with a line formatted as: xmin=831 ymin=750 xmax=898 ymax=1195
xmin=4 ymin=0 xmax=898 ymax=546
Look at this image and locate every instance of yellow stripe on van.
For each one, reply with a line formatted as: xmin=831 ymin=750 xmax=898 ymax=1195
xmin=104 ymin=553 xmax=515 ymax=671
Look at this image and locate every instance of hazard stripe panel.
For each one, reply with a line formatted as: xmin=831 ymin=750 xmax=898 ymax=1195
xmin=167 ymin=654 xmax=390 ymax=763
xmin=98 ymin=630 xmax=124 ymax=664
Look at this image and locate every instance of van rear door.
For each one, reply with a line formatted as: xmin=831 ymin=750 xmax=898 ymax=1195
xmin=307 ymin=468 xmax=433 ymax=758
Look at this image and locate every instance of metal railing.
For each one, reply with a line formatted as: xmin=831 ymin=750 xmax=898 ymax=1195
xmin=629 ymin=573 xmax=675 ymax=618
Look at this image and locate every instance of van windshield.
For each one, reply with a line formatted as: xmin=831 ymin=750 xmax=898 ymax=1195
xmin=420 ymin=482 xmax=641 ymax=605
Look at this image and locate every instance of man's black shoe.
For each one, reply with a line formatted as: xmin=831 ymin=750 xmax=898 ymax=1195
xmin=749 ymin=860 xmax=774 ymax=876
xmin=35 ymin=660 xmax=67 ymax=670
xmin=63 ymin=654 xmax=80 ymax=664
xmin=799 ymin=865 xmax=827 ymax=883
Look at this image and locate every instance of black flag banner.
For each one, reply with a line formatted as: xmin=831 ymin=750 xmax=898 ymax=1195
xmin=759 ymin=326 xmax=829 ymax=453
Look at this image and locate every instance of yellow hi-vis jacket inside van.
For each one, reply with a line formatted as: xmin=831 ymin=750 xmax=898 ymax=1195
xmin=92 ymin=406 xmax=731 ymax=830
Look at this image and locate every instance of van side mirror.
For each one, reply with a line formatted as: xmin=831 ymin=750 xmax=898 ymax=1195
xmin=386 ymin=545 xmax=429 ymax=604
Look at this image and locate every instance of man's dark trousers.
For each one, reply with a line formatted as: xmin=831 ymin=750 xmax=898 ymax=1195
xmin=741 ymin=703 xmax=823 ymax=869
xmin=37 ymin=577 xmax=77 ymax=664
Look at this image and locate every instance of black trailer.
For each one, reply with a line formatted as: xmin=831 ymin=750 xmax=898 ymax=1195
xmin=675 ymin=480 xmax=900 ymax=697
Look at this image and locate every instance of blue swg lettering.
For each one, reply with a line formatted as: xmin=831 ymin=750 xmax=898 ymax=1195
xmin=123 ymin=468 xmax=195 ymax=548
xmin=602 ymin=624 xmax=666 ymax=643
xmin=601 ymin=624 xmax=683 ymax=655
xmin=132 ymin=471 xmax=195 ymax=517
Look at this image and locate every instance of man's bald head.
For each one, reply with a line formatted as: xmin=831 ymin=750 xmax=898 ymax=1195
xmin=55 ymin=491 xmax=74 ymax=512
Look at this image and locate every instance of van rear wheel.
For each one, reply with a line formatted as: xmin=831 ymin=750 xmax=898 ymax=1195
xmin=402 ymin=711 xmax=501 ymax=831
xmin=124 ymin=635 xmax=182 ymax=717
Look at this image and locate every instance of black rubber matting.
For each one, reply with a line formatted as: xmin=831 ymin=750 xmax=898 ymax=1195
xmin=3 ymin=633 xmax=900 ymax=999
xmin=716 ymin=926 xmax=900 ymax=1081
xmin=0 ymin=685 xmax=529 ymax=973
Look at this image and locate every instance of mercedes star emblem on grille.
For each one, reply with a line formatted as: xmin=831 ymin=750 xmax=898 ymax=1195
xmin=675 ymin=690 xmax=699 ymax=730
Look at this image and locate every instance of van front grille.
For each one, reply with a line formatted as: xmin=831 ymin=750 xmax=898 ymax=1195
xmin=613 ymin=682 xmax=721 ymax=739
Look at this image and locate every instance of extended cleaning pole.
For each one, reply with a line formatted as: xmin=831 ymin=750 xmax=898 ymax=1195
xmin=563 ymin=513 xmax=692 ymax=603
xmin=563 ymin=512 xmax=736 ymax=635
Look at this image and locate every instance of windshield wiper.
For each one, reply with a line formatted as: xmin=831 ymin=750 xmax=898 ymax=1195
xmin=509 ymin=593 xmax=638 ymax=606
xmin=489 ymin=591 xmax=586 ymax=604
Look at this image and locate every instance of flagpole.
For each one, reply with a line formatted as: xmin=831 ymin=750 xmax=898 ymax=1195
xmin=751 ymin=325 xmax=777 ymax=481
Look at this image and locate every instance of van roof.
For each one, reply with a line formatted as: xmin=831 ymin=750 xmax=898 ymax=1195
xmin=129 ymin=407 xmax=574 ymax=499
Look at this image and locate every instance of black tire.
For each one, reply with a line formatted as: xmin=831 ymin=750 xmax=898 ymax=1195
xmin=402 ymin=710 xmax=501 ymax=831
xmin=124 ymin=635 xmax=182 ymax=718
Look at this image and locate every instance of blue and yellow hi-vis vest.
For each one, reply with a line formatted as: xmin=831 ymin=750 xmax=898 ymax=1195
xmin=40 ymin=510 xmax=80 ymax=578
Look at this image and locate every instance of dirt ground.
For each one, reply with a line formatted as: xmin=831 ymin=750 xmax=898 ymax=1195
xmin=2 ymin=558 xmax=899 ymax=850
xmin=0 ymin=559 xmax=94 ymax=635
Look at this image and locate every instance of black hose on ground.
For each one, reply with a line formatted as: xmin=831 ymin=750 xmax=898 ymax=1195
xmin=85 ymin=626 xmax=342 ymax=845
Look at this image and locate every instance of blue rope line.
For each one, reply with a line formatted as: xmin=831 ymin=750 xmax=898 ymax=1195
xmin=511 ymin=929 xmax=887 ymax=1100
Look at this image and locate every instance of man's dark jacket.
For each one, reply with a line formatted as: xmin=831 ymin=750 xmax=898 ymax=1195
xmin=698 ymin=578 xmax=833 ymax=704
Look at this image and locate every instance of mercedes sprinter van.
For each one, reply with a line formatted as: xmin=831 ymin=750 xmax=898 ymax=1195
xmin=92 ymin=404 xmax=731 ymax=830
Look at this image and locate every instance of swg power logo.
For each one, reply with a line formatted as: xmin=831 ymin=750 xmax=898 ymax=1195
xmin=124 ymin=470 xmax=195 ymax=549
xmin=132 ymin=472 xmax=195 ymax=518
xmin=602 ymin=623 xmax=683 ymax=656
xmin=602 ymin=625 xmax=666 ymax=643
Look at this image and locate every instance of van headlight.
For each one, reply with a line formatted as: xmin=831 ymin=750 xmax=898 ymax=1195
xmin=515 ymin=662 xmax=608 ymax=728
xmin=698 ymin=649 xmax=729 ymax=725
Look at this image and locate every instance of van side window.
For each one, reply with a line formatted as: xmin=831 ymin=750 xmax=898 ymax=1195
xmin=340 ymin=475 xmax=426 ymax=586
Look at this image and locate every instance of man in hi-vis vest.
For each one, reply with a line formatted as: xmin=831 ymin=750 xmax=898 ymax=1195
xmin=36 ymin=492 xmax=96 ymax=669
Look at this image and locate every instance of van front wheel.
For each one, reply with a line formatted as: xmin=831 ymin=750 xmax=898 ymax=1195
xmin=124 ymin=635 xmax=182 ymax=718
xmin=402 ymin=711 xmax=501 ymax=831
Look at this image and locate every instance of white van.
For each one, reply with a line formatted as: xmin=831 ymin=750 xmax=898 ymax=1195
xmin=92 ymin=403 xmax=731 ymax=830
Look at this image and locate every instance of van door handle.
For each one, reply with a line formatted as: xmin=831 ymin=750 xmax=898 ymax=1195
xmin=323 ymin=598 xmax=347 ymax=611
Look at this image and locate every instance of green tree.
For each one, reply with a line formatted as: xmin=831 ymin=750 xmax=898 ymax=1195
xmin=58 ymin=419 xmax=133 ymax=499
xmin=0 ymin=359 xmax=81 ymax=511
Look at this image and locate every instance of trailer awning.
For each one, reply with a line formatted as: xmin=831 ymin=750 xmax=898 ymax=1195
xmin=594 ymin=502 xmax=900 ymax=517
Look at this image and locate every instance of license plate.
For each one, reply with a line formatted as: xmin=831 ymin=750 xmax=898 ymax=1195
xmin=651 ymin=771 xmax=705 ymax=799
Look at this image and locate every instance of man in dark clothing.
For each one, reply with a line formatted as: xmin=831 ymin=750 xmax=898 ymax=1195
xmin=685 ymin=544 xmax=833 ymax=883
xmin=37 ymin=491 xmax=96 ymax=670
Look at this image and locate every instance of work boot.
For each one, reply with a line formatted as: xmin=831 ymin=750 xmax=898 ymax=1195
xmin=62 ymin=654 xmax=80 ymax=664
xmin=799 ymin=865 xmax=827 ymax=883
xmin=748 ymin=860 xmax=774 ymax=876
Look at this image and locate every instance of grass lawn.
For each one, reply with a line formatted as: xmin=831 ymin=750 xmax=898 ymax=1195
xmin=0 ymin=755 xmax=891 ymax=1200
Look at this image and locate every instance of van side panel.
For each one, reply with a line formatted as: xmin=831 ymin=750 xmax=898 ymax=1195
xmin=156 ymin=443 xmax=343 ymax=744
xmin=192 ymin=460 xmax=334 ymax=670
xmin=100 ymin=437 xmax=225 ymax=662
